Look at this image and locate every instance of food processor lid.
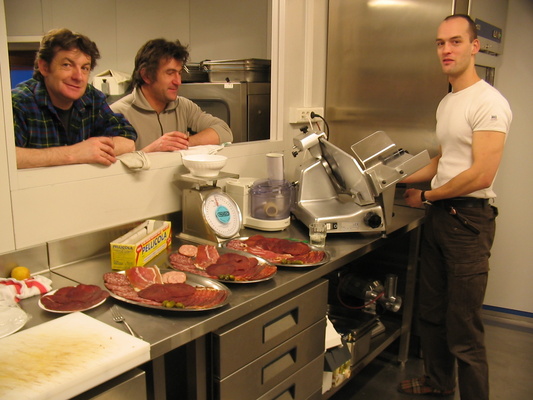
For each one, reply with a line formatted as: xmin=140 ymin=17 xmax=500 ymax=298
xmin=250 ymin=178 xmax=292 ymax=195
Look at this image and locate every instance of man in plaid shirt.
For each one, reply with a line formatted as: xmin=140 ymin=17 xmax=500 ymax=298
xmin=12 ymin=28 xmax=137 ymax=169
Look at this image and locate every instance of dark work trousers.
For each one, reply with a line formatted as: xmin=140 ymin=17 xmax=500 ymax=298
xmin=418 ymin=201 xmax=497 ymax=400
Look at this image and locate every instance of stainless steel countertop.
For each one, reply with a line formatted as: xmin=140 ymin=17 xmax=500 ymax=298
xmin=16 ymin=205 xmax=424 ymax=360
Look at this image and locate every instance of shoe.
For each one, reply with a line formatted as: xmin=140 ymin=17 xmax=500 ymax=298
xmin=398 ymin=376 xmax=455 ymax=396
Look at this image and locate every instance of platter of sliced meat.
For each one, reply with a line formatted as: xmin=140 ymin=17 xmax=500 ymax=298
xmin=168 ymin=244 xmax=277 ymax=283
xmin=223 ymin=235 xmax=330 ymax=267
xmin=39 ymin=284 xmax=110 ymax=313
xmin=103 ymin=266 xmax=230 ymax=311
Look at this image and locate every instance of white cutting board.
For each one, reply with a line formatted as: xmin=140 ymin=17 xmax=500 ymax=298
xmin=0 ymin=312 xmax=150 ymax=400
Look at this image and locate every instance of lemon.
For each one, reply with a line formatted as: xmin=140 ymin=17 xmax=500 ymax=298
xmin=11 ymin=266 xmax=31 ymax=280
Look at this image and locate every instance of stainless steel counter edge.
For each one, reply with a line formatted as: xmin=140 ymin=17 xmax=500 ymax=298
xmin=19 ymin=205 xmax=424 ymax=360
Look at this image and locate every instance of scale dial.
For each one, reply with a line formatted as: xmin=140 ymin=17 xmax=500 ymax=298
xmin=202 ymin=191 xmax=242 ymax=239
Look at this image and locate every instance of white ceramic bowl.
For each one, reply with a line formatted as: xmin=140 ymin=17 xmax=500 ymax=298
xmin=182 ymin=154 xmax=228 ymax=178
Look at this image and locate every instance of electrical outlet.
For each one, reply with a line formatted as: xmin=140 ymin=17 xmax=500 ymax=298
xmin=289 ymin=107 xmax=324 ymax=124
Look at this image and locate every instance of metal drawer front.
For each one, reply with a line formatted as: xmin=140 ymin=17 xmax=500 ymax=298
xmin=305 ymin=389 xmax=323 ymax=400
xmin=216 ymin=319 xmax=326 ymax=400
xmin=212 ymin=280 xmax=328 ymax=379
xmin=71 ymin=368 xmax=146 ymax=400
xmin=256 ymin=355 xmax=324 ymax=400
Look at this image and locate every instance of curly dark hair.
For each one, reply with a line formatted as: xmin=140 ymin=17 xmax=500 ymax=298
xmin=130 ymin=38 xmax=189 ymax=89
xmin=33 ymin=28 xmax=100 ymax=81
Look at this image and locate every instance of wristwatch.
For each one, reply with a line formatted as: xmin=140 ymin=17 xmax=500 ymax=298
xmin=421 ymin=191 xmax=432 ymax=205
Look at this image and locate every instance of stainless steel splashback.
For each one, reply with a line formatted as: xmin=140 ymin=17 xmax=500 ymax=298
xmin=325 ymin=0 xmax=508 ymax=159
xmin=325 ymin=0 xmax=454 ymax=158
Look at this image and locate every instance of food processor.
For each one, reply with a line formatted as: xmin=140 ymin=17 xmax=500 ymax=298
xmin=225 ymin=153 xmax=292 ymax=231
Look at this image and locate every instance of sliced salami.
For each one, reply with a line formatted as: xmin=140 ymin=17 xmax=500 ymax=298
xmin=103 ymin=272 xmax=130 ymax=286
xmin=181 ymin=287 xmax=229 ymax=308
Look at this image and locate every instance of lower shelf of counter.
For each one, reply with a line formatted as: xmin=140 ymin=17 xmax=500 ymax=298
xmin=322 ymin=316 xmax=403 ymax=400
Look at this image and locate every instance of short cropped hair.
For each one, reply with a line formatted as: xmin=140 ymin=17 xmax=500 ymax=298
xmin=131 ymin=39 xmax=190 ymax=89
xmin=33 ymin=28 xmax=100 ymax=81
xmin=444 ymin=14 xmax=478 ymax=42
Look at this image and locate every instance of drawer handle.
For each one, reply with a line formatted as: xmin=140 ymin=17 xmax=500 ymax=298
xmin=272 ymin=385 xmax=295 ymax=400
xmin=262 ymin=348 xmax=296 ymax=383
xmin=263 ymin=308 xmax=298 ymax=343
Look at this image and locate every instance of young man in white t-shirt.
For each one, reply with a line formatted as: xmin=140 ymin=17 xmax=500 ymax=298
xmin=399 ymin=14 xmax=512 ymax=400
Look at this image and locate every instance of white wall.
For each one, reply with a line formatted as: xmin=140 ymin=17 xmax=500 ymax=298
xmin=4 ymin=0 xmax=271 ymax=76
xmin=0 ymin=2 xmax=14 ymax=252
xmin=484 ymin=0 xmax=533 ymax=314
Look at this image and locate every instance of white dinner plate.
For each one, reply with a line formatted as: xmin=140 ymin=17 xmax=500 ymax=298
xmin=0 ymin=306 xmax=29 ymax=338
xmin=38 ymin=289 xmax=108 ymax=314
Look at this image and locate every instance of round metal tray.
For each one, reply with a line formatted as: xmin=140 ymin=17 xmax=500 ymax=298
xmin=168 ymin=246 xmax=277 ymax=283
xmin=107 ymin=271 xmax=231 ymax=312
xmin=222 ymin=237 xmax=330 ymax=268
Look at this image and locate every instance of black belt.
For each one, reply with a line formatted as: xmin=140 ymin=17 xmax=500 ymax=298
xmin=432 ymin=197 xmax=489 ymax=209
xmin=430 ymin=198 xmax=487 ymax=234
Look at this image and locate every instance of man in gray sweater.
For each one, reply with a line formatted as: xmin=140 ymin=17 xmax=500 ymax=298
xmin=112 ymin=39 xmax=232 ymax=152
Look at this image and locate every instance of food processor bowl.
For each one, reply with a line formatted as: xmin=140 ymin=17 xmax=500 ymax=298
xmin=250 ymin=179 xmax=292 ymax=220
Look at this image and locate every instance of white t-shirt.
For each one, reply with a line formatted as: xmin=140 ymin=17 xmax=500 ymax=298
xmin=431 ymin=79 xmax=512 ymax=199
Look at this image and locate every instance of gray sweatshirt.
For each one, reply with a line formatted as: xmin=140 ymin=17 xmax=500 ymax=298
xmin=111 ymin=87 xmax=233 ymax=150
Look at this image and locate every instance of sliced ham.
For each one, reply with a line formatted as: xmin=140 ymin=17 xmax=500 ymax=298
xmin=126 ymin=265 xmax=163 ymax=291
xmin=225 ymin=240 xmax=287 ymax=263
xmin=194 ymin=245 xmax=220 ymax=269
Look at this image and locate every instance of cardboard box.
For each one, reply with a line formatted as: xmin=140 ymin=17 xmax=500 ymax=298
xmin=345 ymin=327 xmax=372 ymax=366
xmin=92 ymin=70 xmax=131 ymax=95
xmin=324 ymin=342 xmax=352 ymax=388
xmin=110 ymin=220 xmax=171 ymax=270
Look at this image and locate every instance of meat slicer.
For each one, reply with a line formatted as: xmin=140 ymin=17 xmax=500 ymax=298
xmin=291 ymin=130 xmax=429 ymax=234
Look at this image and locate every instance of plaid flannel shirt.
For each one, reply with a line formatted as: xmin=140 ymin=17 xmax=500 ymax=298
xmin=12 ymin=79 xmax=137 ymax=147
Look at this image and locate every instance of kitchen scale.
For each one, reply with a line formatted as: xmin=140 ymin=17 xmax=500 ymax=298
xmin=178 ymin=172 xmax=242 ymax=245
